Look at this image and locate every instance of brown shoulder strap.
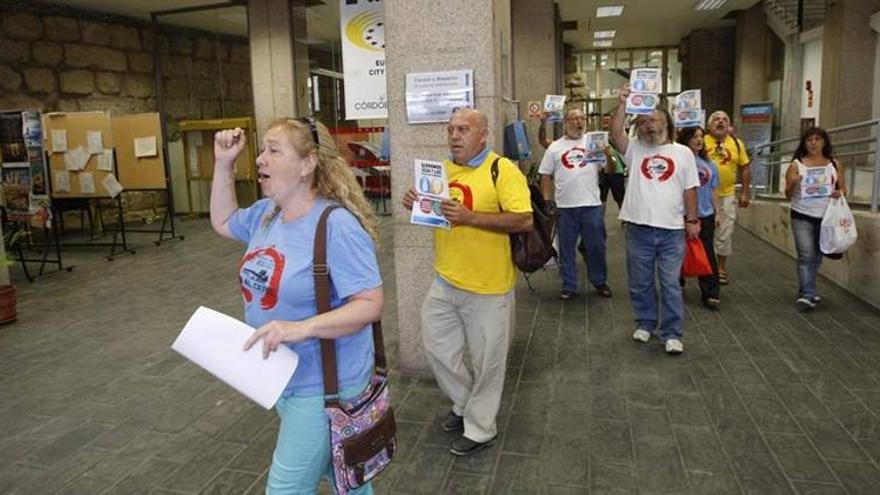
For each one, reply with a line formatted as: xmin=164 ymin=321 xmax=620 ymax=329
xmin=315 ymin=206 xmax=340 ymax=404
xmin=313 ymin=205 xmax=388 ymax=407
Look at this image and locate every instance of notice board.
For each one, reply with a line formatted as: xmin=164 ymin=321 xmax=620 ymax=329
xmin=112 ymin=113 xmax=166 ymax=190
xmin=43 ymin=111 xmax=115 ymax=198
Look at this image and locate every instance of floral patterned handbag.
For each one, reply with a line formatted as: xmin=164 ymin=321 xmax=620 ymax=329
xmin=313 ymin=206 xmax=396 ymax=493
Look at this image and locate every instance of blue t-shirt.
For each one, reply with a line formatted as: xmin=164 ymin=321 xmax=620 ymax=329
xmin=228 ymin=198 xmax=382 ymax=397
xmin=695 ymin=156 xmax=719 ymax=219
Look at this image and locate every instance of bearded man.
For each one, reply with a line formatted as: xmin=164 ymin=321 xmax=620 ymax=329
xmin=610 ymin=85 xmax=700 ymax=355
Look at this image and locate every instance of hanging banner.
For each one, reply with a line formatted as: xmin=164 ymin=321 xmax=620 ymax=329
xmin=340 ymin=0 xmax=387 ymax=120
xmin=739 ymin=102 xmax=774 ymax=192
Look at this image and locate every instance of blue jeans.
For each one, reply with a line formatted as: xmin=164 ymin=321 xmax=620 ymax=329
xmin=557 ymin=206 xmax=608 ymax=292
xmin=268 ymin=382 xmax=373 ymax=494
xmin=791 ymin=212 xmax=822 ymax=299
xmin=625 ymin=223 xmax=686 ymax=340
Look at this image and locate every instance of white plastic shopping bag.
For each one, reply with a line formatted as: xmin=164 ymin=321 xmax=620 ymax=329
xmin=819 ymin=196 xmax=858 ymax=255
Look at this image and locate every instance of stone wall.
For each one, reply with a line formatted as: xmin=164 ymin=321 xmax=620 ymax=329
xmin=681 ymin=26 xmax=736 ymax=117
xmin=0 ymin=1 xmax=253 ymax=123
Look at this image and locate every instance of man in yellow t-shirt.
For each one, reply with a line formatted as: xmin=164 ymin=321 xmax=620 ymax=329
xmin=402 ymin=108 xmax=532 ymax=457
xmin=704 ymin=110 xmax=750 ymax=284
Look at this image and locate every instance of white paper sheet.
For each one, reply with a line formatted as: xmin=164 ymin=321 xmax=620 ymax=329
xmin=101 ymin=174 xmax=124 ymax=198
xmin=79 ymin=172 xmax=95 ymax=194
xmin=134 ymin=136 xmax=158 ymax=158
xmin=51 ymin=129 xmax=67 ymax=152
xmin=64 ymin=146 xmax=90 ymax=171
xmin=171 ymin=306 xmax=299 ymax=410
xmin=97 ymin=149 xmax=114 ymax=171
xmin=86 ymin=131 xmax=103 ymax=154
xmin=53 ymin=170 xmax=70 ymax=192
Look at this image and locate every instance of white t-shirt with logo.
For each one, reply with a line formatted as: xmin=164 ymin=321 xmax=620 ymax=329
xmin=538 ymin=135 xmax=602 ymax=208
xmin=619 ymin=139 xmax=700 ymax=229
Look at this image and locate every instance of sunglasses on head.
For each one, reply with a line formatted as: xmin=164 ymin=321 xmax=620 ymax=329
xmin=294 ymin=116 xmax=320 ymax=150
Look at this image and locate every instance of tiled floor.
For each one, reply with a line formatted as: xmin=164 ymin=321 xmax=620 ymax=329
xmin=1 ymin=208 xmax=880 ymax=494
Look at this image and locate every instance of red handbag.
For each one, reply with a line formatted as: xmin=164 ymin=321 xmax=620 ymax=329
xmin=681 ymin=237 xmax=713 ymax=277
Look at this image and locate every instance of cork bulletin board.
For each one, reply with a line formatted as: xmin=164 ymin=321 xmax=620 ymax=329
xmin=112 ymin=113 xmax=167 ymax=190
xmin=43 ymin=111 xmax=115 ymax=198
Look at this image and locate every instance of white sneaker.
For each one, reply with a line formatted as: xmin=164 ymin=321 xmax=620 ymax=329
xmin=632 ymin=329 xmax=652 ymax=343
xmin=665 ymin=339 xmax=684 ymax=354
xmin=796 ymin=297 xmax=816 ymax=311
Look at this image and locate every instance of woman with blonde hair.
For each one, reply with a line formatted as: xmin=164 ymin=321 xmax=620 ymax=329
xmin=210 ymin=117 xmax=382 ymax=493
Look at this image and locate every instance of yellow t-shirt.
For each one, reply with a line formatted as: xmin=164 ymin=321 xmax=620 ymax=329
xmin=434 ymin=152 xmax=532 ymax=295
xmin=704 ymin=134 xmax=749 ymax=197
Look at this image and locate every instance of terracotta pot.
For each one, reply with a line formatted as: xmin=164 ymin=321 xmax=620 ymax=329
xmin=0 ymin=285 xmax=17 ymax=324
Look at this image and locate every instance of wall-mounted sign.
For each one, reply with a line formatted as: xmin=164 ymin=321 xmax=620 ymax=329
xmin=340 ymin=0 xmax=387 ymax=120
xmin=405 ymin=70 xmax=474 ymax=124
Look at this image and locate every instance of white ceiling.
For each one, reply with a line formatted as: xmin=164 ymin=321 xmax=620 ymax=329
xmin=51 ymin=0 xmax=761 ymax=50
xmin=47 ymin=0 xmax=340 ymax=43
xmin=557 ymin=0 xmax=761 ymax=51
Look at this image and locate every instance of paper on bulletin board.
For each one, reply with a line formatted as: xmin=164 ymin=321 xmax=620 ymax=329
xmin=134 ymin=136 xmax=157 ymax=158
xmin=410 ymin=159 xmax=450 ymax=229
xmin=171 ymin=306 xmax=299 ymax=410
xmin=64 ymin=146 xmax=90 ymax=171
xmin=50 ymin=129 xmax=67 ymax=153
xmin=86 ymin=131 xmax=103 ymax=154
xmin=101 ymin=173 xmax=124 ymax=198
xmin=97 ymin=150 xmax=114 ymax=171
xmin=79 ymin=172 xmax=95 ymax=194
xmin=54 ymin=170 xmax=70 ymax=192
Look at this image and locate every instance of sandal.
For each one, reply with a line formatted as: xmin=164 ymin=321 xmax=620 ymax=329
xmin=718 ymin=270 xmax=729 ymax=285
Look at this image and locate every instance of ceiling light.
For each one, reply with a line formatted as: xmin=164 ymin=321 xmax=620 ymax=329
xmin=694 ymin=0 xmax=729 ymax=10
xmin=594 ymin=30 xmax=616 ymax=39
xmin=596 ymin=5 xmax=624 ymax=17
xmin=593 ymin=40 xmax=613 ymax=48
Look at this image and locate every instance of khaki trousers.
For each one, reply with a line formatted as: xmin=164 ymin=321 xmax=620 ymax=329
xmin=421 ymin=278 xmax=514 ymax=442
xmin=714 ymin=195 xmax=737 ymax=257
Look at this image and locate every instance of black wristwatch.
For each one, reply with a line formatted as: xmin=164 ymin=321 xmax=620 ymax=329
xmin=685 ymin=219 xmax=699 ymax=224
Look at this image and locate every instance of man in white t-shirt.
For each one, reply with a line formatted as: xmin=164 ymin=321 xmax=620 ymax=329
xmin=610 ymin=86 xmax=701 ymax=355
xmin=540 ymin=108 xmax=613 ymax=300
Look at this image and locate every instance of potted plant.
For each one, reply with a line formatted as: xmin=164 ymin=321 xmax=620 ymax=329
xmin=0 ymin=227 xmax=28 ymax=324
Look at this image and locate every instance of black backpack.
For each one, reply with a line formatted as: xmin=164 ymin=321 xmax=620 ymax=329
xmin=490 ymin=158 xmax=557 ymax=274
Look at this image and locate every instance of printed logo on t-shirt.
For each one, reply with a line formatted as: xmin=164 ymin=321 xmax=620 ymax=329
xmin=239 ymin=246 xmax=285 ymax=310
xmin=640 ymin=155 xmax=676 ymax=182
xmin=449 ymin=182 xmax=474 ymax=210
xmin=561 ymin=147 xmax=587 ymax=169
xmin=709 ymin=144 xmax=733 ymax=166
xmin=697 ymin=163 xmax=712 ymax=186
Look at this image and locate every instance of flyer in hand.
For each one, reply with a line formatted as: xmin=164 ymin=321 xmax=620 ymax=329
xmin=410 ymin=159 xmax=451 ymax=228
xmin=626 ymin=68 xmax=662 ymax=115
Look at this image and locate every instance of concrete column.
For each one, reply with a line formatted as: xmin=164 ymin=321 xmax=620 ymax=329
xmin=247 ymin=0 xmax=310 ymax=135
xmin=779 ymin=33 xmax=804 ymax=140
xmin=386 ymin=0 xmax=512 ymax=372
xmin=819 ymin=0 xmax=880 ymax=128
xmin=512 ymin=0 xmax=555 ymax=165
xmin=870 ymin=11 xmax=880 ymax=119
xmin=733 ymin=3 xmax=767 ymax=128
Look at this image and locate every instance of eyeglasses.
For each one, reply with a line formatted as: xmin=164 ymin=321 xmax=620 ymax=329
xmin=295 ymin=116 xmax=320 ymax=150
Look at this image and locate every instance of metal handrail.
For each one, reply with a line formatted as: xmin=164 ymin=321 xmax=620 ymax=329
xmin=747 ymin=118 xmax=880 ymax=212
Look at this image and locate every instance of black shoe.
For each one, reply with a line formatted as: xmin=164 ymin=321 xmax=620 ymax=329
xmin=441 ymin=411 xmax=464 ymax=432
xmin=560 ymin=290 xmax=575 ymax=301
xmin=450 ymin=435 xmax=496 ymax=456
xmin=595 ymin=284 xmax=612 ymax=298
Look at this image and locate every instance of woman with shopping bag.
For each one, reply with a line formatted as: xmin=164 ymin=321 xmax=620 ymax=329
xmin=676 ymin=127 xmax=722 ymax=309
xmin=784 ymin=127 xmax=847 ymax=311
